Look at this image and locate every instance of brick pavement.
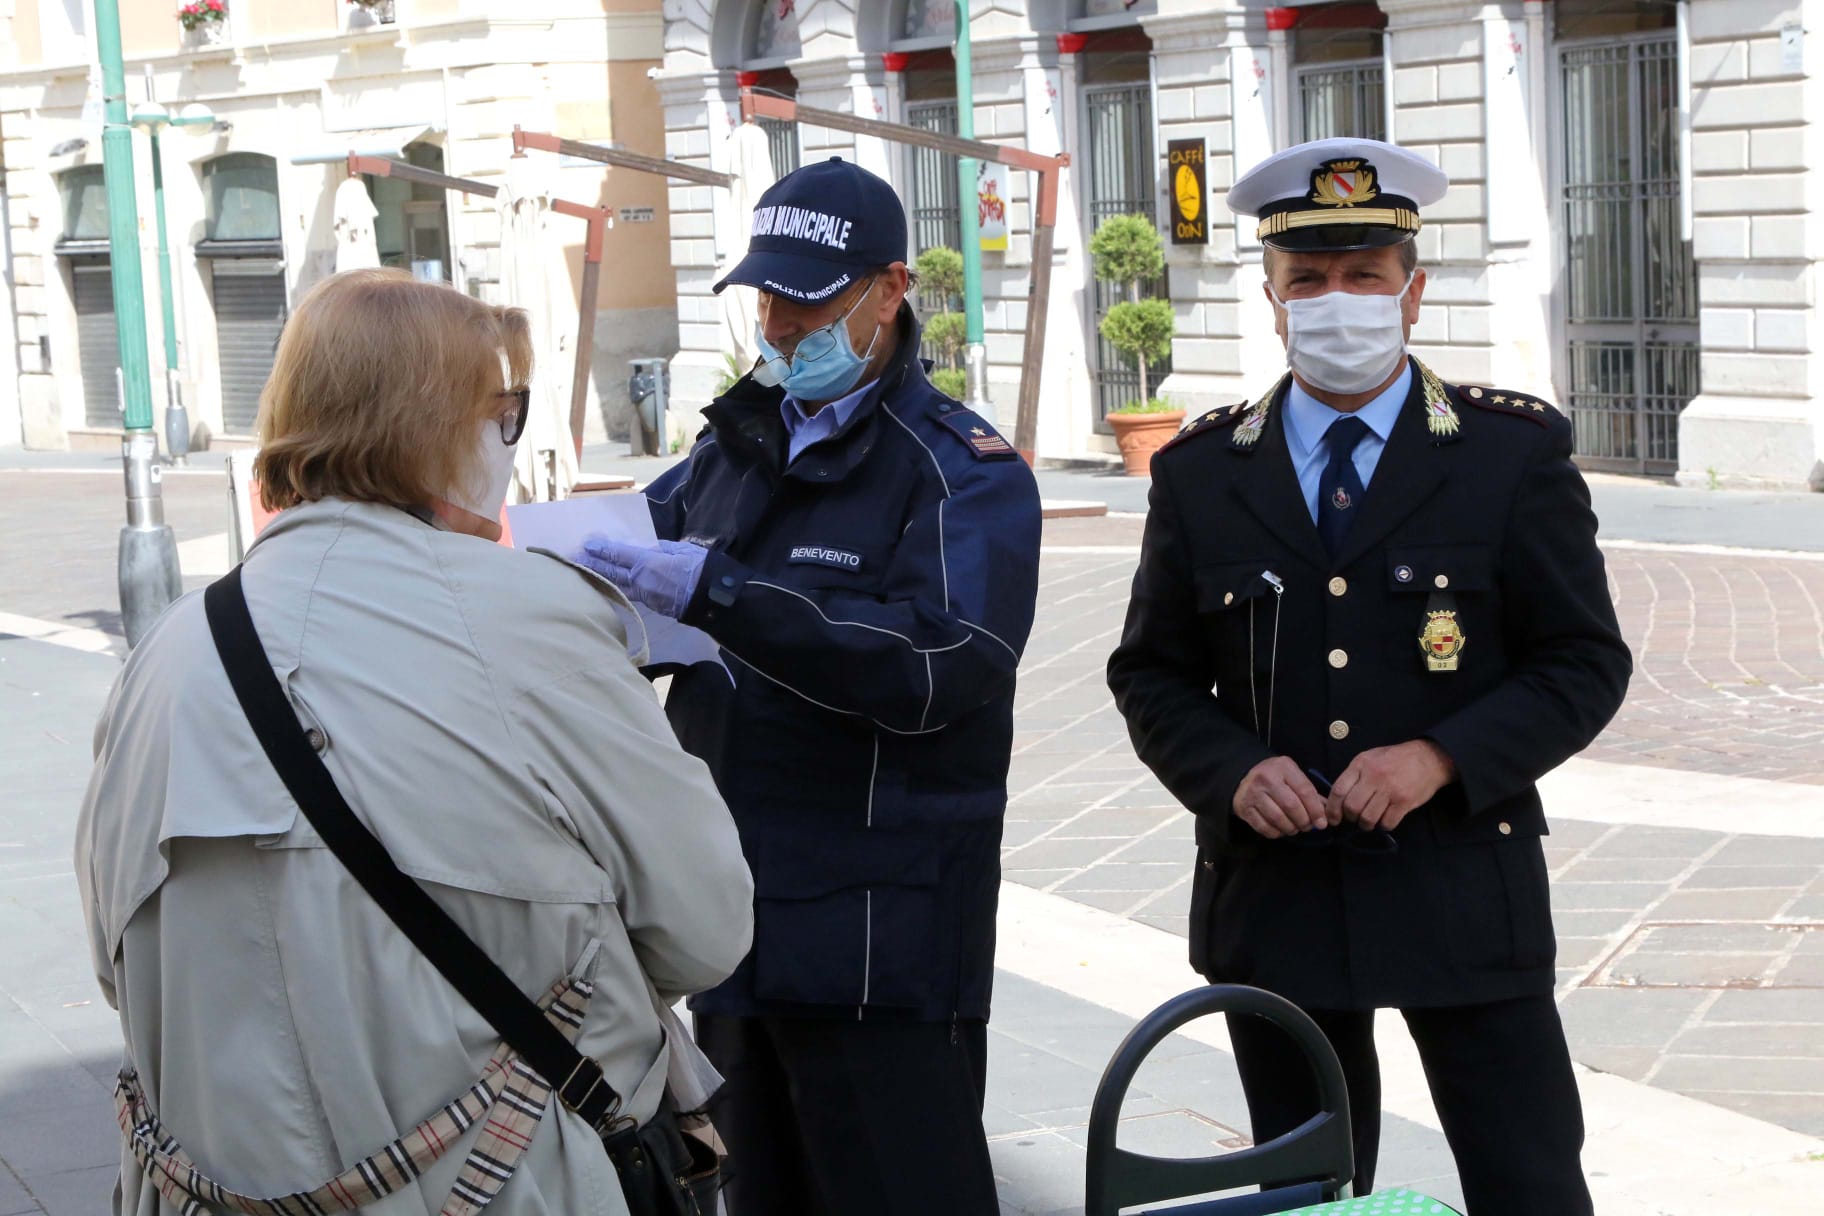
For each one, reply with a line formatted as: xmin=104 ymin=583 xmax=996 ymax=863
xmin=1596 ymin=546 xmax=1824 ymax=782
xmin=0 ymin=471 xmax=222 ymax=634
xmin=1007 ymin=520 xmax=1824 ymax=1139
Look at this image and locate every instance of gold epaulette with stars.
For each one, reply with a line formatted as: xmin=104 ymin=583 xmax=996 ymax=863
xmin=1456 ymin=383 xmax=1561 ymax=428
xmin=1157 ymin=399 xmax=1250 ymax=455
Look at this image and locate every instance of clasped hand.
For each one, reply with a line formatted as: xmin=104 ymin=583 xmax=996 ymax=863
xmin=573 ymin=536 xmax=707 ymax=620
xmin=1231 ymin=741 xmax=1455 ymax=840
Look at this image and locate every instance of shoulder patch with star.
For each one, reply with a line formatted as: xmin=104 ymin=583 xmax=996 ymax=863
xmin=1158 ymin=400 xmax=1250 ymax=456
xmin=1455 ymin=383 xmax=1561 ymax=428
xmin=933 ymin=407 xmax=1019 ymax=460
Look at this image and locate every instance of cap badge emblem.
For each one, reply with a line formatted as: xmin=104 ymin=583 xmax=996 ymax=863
xmin=1310 ymin=159 xmax=1379 ymax=209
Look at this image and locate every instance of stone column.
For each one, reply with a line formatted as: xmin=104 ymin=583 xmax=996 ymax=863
xmin=1379 ymin=0 xmax=1545 ymax=392
xmin=1148 ymin=7 xmax=1262 ymax=413
xmin=1677 ymin=0 xmax=1823 ymax=490
xmin=655 ymin=68 xmax=741 ymax=439
xmin=1020 ymin=33 xmax=1098 ymax=458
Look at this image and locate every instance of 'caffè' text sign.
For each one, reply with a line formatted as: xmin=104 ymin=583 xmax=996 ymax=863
xmin=1168 ymin=139 xmax=1208 ymax=246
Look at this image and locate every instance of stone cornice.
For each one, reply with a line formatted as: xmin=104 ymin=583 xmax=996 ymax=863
xmin=1142 ymin=10 xmax=1263 ymax=50
xmin=653 ymin=69 xmax=733 ymax=109
xmin=1376 ymin=0 xmax=1503 ymax=27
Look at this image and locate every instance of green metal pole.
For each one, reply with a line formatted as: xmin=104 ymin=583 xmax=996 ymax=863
xmin=145 ymin=115 xmax=192 ymax=462
xmin=149 ymin=128 xmax=176 ymax=375
xmin=96 ymin=0 xmax=181 ymax=647
xmin=954 ymin=0 xmax=990 ymax=418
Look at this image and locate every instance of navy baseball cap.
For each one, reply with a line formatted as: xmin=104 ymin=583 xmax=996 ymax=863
xmin=714 ymin=156 xmax=909 ymax=303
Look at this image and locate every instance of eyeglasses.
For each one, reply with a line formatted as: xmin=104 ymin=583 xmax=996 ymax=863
xmin=494 ymin=387 xmax=531 ymax=445
xmin=780 ymin=277 xmax=877 ymax=366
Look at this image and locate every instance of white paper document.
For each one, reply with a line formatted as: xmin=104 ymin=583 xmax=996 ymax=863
xmin=505 ymin=497 xmax=730 ymax=679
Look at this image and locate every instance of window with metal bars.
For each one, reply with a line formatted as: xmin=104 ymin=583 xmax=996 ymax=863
xmin=1082 ymin=44 xmax=1171 ymax=428
xmin=1558 ymin=33 xmax=1697 ymax=473
xmin=1290 ymin=3 xmax=1387 ymax=142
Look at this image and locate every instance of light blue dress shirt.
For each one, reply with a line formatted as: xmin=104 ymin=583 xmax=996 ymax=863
xmin=1282 ymin=362 xmax=1412 ymax=524
xmin=781 ymin=377 xmax=879 ymax=464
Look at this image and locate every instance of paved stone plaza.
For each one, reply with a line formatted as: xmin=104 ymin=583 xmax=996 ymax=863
xmin=2 ymin=454 xmax=1822 ymax=1213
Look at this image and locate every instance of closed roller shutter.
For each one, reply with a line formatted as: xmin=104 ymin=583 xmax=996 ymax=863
xmin=72 ymin=261 xmax=120 ymax=428
xmin=212 ymin=261 xmax=286 ymax=435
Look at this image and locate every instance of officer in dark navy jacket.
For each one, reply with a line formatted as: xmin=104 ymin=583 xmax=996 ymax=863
xmin=577 ymin=157 xmax=1040 ymax=1216
xmin=1107 ymin=139 xmax=1631 ymax=1214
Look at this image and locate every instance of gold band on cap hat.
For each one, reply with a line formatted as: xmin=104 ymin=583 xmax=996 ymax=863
xmin=1256 ymin=206 xmax=1422 ymax=241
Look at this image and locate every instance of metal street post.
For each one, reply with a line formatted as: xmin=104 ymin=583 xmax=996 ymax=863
xmin=954 ymin=0 xmax=991 ymax=420
xmin=131 ymin=69 xmax=213 ymax=466
xmin=96 ymin=0 xmax=180 ymax=648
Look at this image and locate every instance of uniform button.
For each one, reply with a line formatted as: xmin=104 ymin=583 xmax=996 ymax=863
xmin=1223 ymin=591 xmax=1234 ymax=605
xmin=1468 ymin=386 xmax=1484 ymax=399
xmin=304 ymin=728 xmax=327 ymax=753
xmin=1202 ymin=859 xmax=1215 ymax=871
xmin=720 ymin=575 xmax=736 ymax=587
xmin=1328 ymin=577 xmax=1347 ymax=597
xmin=1328 ymin=648 xmax=1348 ymax=669
xmin=1328 ymin=719 xmax=1349 ymax=740
xmin=1434 ymin=574 xmax=1450 ymax=589
xmin=1395 ymin=565 xmax=1413 ymax=584
xmin=1498 ymin=821 xmax=1512 ymax=836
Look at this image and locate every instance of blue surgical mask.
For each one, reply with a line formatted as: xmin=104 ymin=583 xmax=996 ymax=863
xmin=753 ymin=280 xmax=882 ymax=401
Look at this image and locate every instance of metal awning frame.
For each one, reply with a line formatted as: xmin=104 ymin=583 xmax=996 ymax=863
xmin=346 ymin=154 xmax=612 ymax=461
xmin=739 ymin=89 xmax=1069 ymax=457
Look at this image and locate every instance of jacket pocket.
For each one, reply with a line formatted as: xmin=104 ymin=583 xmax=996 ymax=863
xmin=1384 ymin=544 xmax=1496 ymax=676
xmin=1422 ymin=812 xmax=1553 ymax=971
xmin=1384 ymin=544 xmax=1494 ymax=595
xmin=749 ymin=830 xmax=942 ymax=1009
xmin=1193 ymin=561 xmax=1281 ymax=614
xmin=1192 ymin=561 xmax=1281 ymax=694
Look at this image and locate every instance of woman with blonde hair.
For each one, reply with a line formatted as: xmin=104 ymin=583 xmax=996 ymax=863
xmin=75 ymin=268 xmax=752 ymax=1214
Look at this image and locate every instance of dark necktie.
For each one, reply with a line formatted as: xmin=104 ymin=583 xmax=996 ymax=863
xmin=1317 ymin=416 xmax=1371 ymax=561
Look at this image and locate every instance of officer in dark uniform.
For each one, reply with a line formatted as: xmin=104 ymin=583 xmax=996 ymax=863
xmin=576 ymin=158 xmax=1041 ymax=1216
xmin=1106 ymin=138 xmax=1631 ymax=1213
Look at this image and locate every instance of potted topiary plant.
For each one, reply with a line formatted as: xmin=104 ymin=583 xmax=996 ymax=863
xmin=1091 ymin=214 xmax=1181 ymax=475
xmin=914 ymin=245 xmax=967 ymax=400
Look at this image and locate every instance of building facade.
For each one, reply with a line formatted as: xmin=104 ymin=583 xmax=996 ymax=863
xmin=656 ymin=0 xmax=1824 ymax=489
xmin=0 ymin=0 xmax=676 ymax=453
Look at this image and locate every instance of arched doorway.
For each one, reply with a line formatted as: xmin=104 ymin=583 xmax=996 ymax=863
xmin=731 ymin=1 xmax=805 ymax=177
xmin=196 ymin=152 xmax=285 ymax=435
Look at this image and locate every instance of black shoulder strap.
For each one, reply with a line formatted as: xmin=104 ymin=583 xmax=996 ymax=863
xmin=202 ymin=567 xmax=624 ymax=1131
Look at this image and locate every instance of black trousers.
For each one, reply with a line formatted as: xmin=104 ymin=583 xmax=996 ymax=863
xmin=694 ymin=1013 xmax=1000 ymax=1216
xmin=1225 ymin=994 xmax=1592 ymax=1215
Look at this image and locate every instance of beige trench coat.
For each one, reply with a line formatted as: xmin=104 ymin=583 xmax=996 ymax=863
xmin=75 ymin=498 xmax=754 ymax=1214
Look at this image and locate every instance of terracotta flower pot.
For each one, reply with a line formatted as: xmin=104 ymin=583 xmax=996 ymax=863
xmin=1108 ymin=409 xmax=1185 ymax=476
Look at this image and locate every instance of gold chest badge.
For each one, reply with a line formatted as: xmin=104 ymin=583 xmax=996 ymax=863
xmin=1420 ymin=610 xmax=1465 ymax=672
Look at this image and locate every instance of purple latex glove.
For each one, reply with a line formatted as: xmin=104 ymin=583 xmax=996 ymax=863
xmin=576 ymin=536 xmax=708 ymax=620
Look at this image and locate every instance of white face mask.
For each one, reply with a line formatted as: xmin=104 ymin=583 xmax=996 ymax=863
xmin=1270 ymin=271 xmax=1416 ymax=395
xmin=446 ymin=417 xmax=518 ymax=522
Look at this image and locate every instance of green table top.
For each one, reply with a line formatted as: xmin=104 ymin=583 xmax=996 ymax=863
xmin=1281 ymin=1190 xmax=1462 ymax=1216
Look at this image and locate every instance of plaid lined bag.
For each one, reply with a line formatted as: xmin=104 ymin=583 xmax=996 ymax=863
xmin=114 ymin=976 xmax=595 ymax=1215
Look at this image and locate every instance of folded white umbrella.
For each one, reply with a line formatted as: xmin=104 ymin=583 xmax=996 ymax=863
xmin=716 ymin=121 xmax=780 ymax=378
xmin=332 ymin=176 xmax=380 ymax=272
xmin=494 ymin=154 xmax=579 ymax=503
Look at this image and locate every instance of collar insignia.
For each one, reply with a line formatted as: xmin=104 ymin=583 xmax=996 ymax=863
xmin=1230 ymin=375 xmax=1287 ymax=449
xmin=1416 ymin=359 xmax=1460 ymax=440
